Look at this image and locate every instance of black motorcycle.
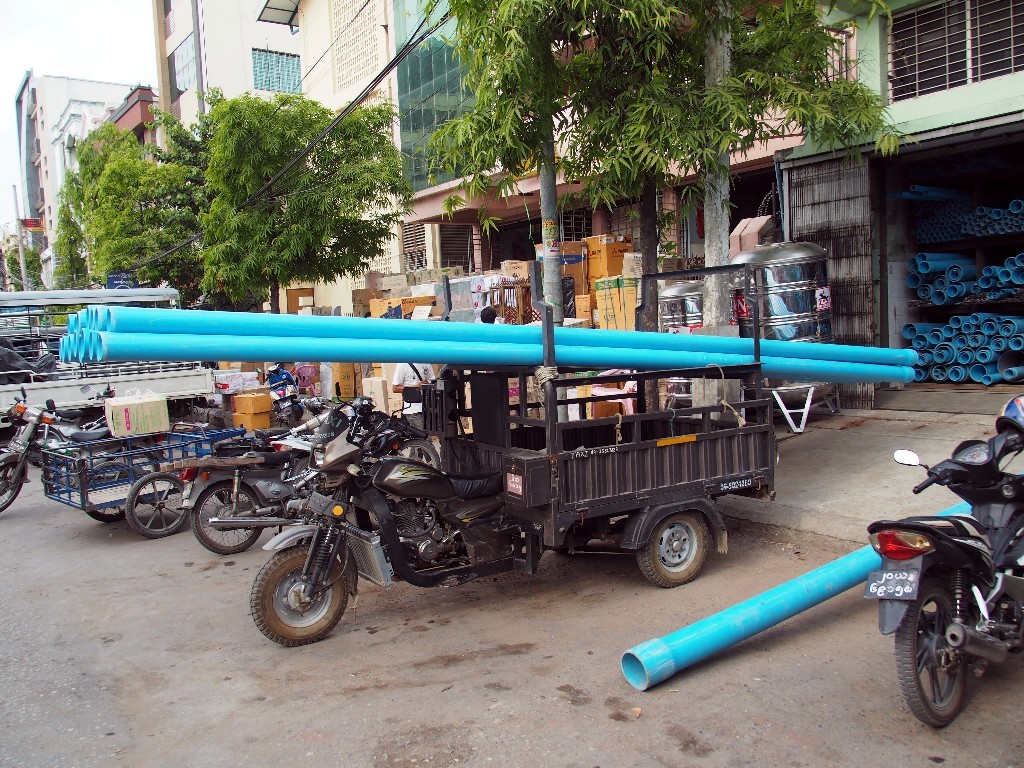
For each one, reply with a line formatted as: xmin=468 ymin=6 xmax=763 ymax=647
xmin=866 ymin=408 xmax=1024 ymax=726
xmin=249 ymin=406 xmax=506 ymax=647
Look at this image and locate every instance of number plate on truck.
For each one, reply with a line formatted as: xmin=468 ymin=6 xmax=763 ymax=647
xmin=864 ymin=569 xmax=920 ymax=600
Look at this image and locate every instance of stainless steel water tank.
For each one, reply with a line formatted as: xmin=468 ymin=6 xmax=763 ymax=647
xmin=730 ymin=242 xmax=833 ymax=343
xmin=658 ymin=281 xmax=704 ymax=333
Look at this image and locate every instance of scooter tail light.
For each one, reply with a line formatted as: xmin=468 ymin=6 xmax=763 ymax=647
xmin=870 ymin=530 xmax=935 ymax=560
xmin=178 ymin=468 xmax=198 ymax=481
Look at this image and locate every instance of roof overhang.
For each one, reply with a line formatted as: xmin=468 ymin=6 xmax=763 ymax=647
xmin=257 ymin=0 xmax=299 ymax=27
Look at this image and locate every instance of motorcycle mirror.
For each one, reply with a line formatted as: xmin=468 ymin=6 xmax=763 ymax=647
xmin=20 ymin=386 xmax=27 ymax=400
xmin=893 ymin=449 xmax=921 ymax=467
xmin=46 ymin=399 xmax=57 ymax=412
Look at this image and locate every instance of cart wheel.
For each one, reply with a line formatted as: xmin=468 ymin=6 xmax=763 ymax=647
xmin=125 ymin=471 xmax=188 ymax=539
xmin=85 ymin=506 xmax=127 ymax=523
xmin=636 ymin=511 xmax=709 ymax=588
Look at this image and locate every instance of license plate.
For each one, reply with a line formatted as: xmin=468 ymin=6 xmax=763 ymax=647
xmin=181 ymin=481 xmax=194 ymax=505
xmin=864 ymin=569 xmax=920 ymax=600
xmin=8 ymin=438 xmax=27 ymax=452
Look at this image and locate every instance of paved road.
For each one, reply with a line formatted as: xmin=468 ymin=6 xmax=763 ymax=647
xmin=1 ymin=473 xmax=1022 ymax=768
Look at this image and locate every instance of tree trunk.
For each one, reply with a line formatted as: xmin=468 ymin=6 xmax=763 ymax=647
xmin=539 ymin=138 xmax=563 ymax=325
xmin=702 ymin=9 xmax=732 ymax=329
xmin=640 ymin=179 xmax=660 ymax=411
xmin=269 ymin=282 xmax=281 ymax=314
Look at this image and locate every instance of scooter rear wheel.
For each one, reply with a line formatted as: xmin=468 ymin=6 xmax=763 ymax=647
xmin=894 ymin=577 xmax=967 ymax=727
xmin=250 ymin=545 xmax=349 ymax=647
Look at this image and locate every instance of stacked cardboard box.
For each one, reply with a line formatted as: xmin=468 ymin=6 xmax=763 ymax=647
xmin=592 ymin=275 xmax=642 ymax=331
xmin=232 ymin=391 xmax=274 ymax=431
xmin=584 ymin=235 xmax=632 ymax=291
xmin=368 ymin=295 xmax=436 ymax=319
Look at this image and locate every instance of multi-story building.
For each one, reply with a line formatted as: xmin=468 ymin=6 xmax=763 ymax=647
xmin=778 ymin=0 xmax=1024 ymax=408
xmin=151 ymin=0 xmax=304 ymax=129
xmin=14 ymin=72 xmax=137 ymax=286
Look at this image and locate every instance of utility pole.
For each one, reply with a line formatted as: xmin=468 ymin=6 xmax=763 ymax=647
xmin=539 ymin=134 xmax=569 ymax=422
xmin=11 ymin=185 xmax=29 ymax=290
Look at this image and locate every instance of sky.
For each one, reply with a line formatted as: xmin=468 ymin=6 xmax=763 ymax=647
xmin=0 ymin=0 xmax=158 ymax=231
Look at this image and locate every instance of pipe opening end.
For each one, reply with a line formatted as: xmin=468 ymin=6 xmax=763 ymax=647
xmin=621 ymin=652 xmax=652 ymax=691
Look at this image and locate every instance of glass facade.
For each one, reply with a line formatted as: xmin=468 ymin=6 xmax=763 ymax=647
xmin=393 ymin=0 xmax=472 ymax=192
xmin=169 ymin=33 xmax=196 ymax=98
xmin=252 ymin=49 xmax=302 ymax=94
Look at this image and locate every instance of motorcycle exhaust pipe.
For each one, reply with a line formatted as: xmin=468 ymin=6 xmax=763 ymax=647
xmin=945 ymin=622 xmax=1009 ymax=664
xmin=208 ymin=516 xmax=297 ymax=530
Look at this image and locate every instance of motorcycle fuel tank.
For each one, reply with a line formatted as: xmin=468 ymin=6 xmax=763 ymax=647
xmin=373 ymin=457 xmax=455 ymax=500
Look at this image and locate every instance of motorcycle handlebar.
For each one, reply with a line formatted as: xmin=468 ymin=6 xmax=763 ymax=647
xmin=913 ymin=473 xmax=941 ymax=495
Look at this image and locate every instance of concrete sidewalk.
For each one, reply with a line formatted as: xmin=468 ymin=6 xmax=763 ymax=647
xmin=718 ymin=406 xmax=1002 ymax=546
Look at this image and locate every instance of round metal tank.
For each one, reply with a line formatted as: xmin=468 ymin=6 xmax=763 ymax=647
xmin=730 ymin=242 xmax=834 ymax=344
xmin=659 ymin=281 xmax=704 ymax=333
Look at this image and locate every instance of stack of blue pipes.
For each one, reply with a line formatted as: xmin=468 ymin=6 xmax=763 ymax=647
xmin=59 ymin=306 xmax=918 ymax=385
xmin=907 ymin=252 xmax=1024 ymax=306
xmin=902 ymin=184 xmax=1024 ymax=244
xmin=904 ymin=313 xmax=1024 ymax=384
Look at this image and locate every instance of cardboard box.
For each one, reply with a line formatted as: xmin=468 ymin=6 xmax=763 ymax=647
xmin=233 ymin=392 xmax=272 ymax=414
xmin=594 ymin=276 xmax=624 ymax=330
xmin=563 ymin=316 xmax=591 ymax=329
xmin=369 ymin=297 xmax=403 ymax=319
xmin=298 ymin=295 xmax=315 ymax=307
xmin=623 ymin=252 xmax=644 ymax=278
xmin=104 ymin=393 xmax=171 ymax=437
xmin=218 ymin=361 xmax=261 ymax=373
xmin=233 ymin=412 xmax=272 ymax=431
xmin=351 ymin=271 xmax=382 ymax=291
xmin=500 ymin=260 xmax=534 ymax=281
xmin=379 ymin=273 xmax=412 ymax=291
xmin=575 ymin=293 xmax=594 ymax=319
xmin=619 ymin=276 xmax=641 ymax=331
xmin=214 ymin=371 xmax=262 ymax=395
xmin=351 ymin=288 xmax=381 ymax=305
xmin=361 ymin=376 xmax=389 ymax=411
xmin=331 ymin=362 xmax=357 ymax=399
xmin=585 ymin=235 xmax=631 ymax=284
xmin=401 ymin=296 xmax=436 ymax=318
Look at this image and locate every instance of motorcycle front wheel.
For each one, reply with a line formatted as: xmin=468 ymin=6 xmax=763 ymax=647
xmin=894 ymin=577 xmax=967 ymax=727
xmin=397 ymin=438 xmax=440 ymax=468
xmin=191 ymin=481 xmax=263 ymax=555
xmin=250 ymin=545 xmax=349 ymax=647
xmin=0 ymin=453 xmax=24 ymax=514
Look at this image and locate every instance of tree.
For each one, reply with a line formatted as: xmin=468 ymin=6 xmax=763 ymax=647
xmin=5 ymin=244 xmax=42 ymax=290
xmin=562 ymin=0 xmax=898 ymax=326
xmin=202 ymin=93 xmax=412 ymax=312
xmin=55 ymin=121 xmax=208 ymax=303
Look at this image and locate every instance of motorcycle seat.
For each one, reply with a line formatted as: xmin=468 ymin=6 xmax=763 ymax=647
xmin=67 ymin=428 xmax=111 ymax=442
xmin=448 ymin=469 xmax=503 ymax=500
xmin=247 ymin=450 xmax=292 ymax=467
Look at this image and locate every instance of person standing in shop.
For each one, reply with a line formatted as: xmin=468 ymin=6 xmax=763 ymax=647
xmin=391 ymin=362 xmax=436 ymax=431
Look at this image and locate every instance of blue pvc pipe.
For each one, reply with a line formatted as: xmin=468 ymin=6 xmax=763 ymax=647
xmin=932 ymin=343 xmax=955 ymax=364
xmin=89 ymin=307 xmax=921 ymax=368
xmin=1004 ymin=367 xmax=1024 ymax=383
xmin=926 ymin=329 xmax=944 ymax=346
xmin=954 ymin=348 xmax=975 ymax=365
xmin=914 ymin=367 xmax=928 ymax=382
xmin=1012 ymin=337 xmax=1024 ymax=352
xmin=946 ymin=264 xmax=977 ymax=281
xmin=915 ymin=252 xmax=964 ymax=263
xmin=948 ymin=365 xmax=968 ymax=383
xmin=74 ymin=330 xmax=917 ymax=385
xmin=918 ymin=352 xmax=934 ymax=366
xmin=970 ymin=363 xmax=999 ymax=383
xmin=620 ymin=502 xmax=971 ymax=690
xmin=931 ymin=365 xmax=949 ymax=382
xmin=976 ymin=348 xmax=996 ymax=365
xmin=911 ymin=334 xmax=932 ymax=351
xmin=992 ymin=336 xmax=1008 ymax=353
xmin=1010 ymin=201 xmax=1024 ymax=215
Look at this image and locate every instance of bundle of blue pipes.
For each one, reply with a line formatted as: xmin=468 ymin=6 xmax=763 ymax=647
xmin=59 ymin=306 xmax=918 ymax=385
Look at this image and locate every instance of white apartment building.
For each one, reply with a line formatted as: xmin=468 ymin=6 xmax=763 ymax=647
xmin=152 ymin=0 xmax=304 ymax=128
xmin=14 ymin=72 xmax=136 ymax=286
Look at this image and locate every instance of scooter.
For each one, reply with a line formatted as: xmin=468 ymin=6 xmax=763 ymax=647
xmin=865 ymin=398 xmax=1024 ymax=726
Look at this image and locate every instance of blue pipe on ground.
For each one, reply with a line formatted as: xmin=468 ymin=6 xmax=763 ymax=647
xmin=948 ymin=365 xmax=969 ymax=383
xmin=72 ymin=330 xmax=916 ymax=385
xmin=86 ymin=307 xmax=920 ymax=368
xmin=620 ymin=502 xmax=970 ymax=691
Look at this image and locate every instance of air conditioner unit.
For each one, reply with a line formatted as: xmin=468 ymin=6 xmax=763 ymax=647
xmin=66 ymin=135 xmax=76 ymax=149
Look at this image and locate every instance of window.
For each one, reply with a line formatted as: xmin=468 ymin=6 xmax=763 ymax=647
xmin=889 ymin=0 xmax=1024 ymax=101
xmin=169 ymin=33 xmax=197 ymax=98
xmin=252 ymin=49 xmax=301 ymax=94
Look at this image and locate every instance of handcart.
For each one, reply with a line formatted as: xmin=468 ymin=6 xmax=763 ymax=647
xmin=42 ymin=424 xmax=244 ymax=522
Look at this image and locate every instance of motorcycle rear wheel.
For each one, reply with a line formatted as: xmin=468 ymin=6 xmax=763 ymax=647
xmin=191 ymin=481 xmax=263 ymax=555
xmin=894 ymin=577 xmax=967 ymax=727
xmin=0 ymin=454 xmax=24 ymax=514
xmin=125 ymin=471 xmax=188 ymax=539
xmin=250 ymin=545 xmax=349 ymax=647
